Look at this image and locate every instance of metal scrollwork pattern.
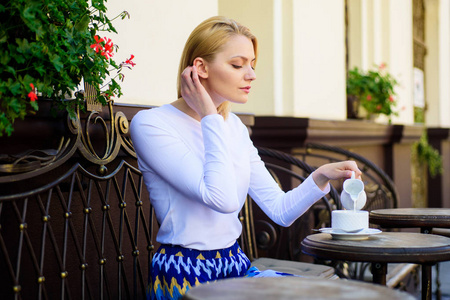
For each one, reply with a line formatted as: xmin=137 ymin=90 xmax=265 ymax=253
xmin=0 ymin=100 xmax=136 ymax=183
xmin=0 ymin=101 xmax=154 ymax=299
xmin=68 ymin=100 xmax=136 ymax=165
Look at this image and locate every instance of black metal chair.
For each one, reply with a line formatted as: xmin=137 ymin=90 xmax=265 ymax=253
xmin=238 ymin=144 xmax=414 ymax=286
xmin=239 ymin=147 xmax=340 ymax=279
xmin=302 ymin=143 xmax=399 ymax=213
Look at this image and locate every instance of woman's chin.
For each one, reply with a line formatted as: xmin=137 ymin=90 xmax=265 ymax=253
xmin=229 ymin=97 xmax=249 ymax=105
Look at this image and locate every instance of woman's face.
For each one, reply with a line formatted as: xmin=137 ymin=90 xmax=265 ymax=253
xmin=203 ymin=34 xmax=256 ymax=106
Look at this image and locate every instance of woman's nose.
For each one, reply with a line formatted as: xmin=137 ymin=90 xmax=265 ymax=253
xmin=245 ymin=67 xmax=256 ymax=81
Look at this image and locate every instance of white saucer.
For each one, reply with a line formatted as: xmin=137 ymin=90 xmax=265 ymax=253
xmin=319 ymin=228 xmax=382 ymax=240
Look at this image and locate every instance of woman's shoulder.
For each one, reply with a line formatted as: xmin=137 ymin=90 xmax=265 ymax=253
xmin=131 ymin=105 xmax=173 ymax=126
xmin=227 ymin=112 xmax=250 ymax=133
xmin=227 ymin=111 xmax=244 ymax=124
xmin=130 ymin=106 xmax=172 ymax=138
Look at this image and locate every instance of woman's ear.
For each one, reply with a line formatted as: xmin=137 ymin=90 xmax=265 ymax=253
xmin=193 ymin=57 xmax=208 ymax=79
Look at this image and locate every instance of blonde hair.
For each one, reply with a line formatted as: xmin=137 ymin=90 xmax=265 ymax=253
xmin=177 ymin=16 xmax=258 ymax=119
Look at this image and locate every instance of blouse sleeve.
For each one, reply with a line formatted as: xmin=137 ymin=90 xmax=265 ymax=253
xmin=246 ymin=139 xmax=330 ymax=227
xmin=130 ymin=112 xmax=240 ymax=214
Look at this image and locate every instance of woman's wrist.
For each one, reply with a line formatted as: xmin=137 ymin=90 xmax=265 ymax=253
xmin=311 ymin=168 xmax=329 ymax=191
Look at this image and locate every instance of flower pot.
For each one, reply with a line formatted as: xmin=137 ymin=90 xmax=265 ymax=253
xmin=347 ymin=95 xmax=361 ymax=119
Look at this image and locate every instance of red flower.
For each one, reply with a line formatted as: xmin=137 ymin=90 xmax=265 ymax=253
xmin=376 ymin=104 xmax=382 ymax=110
xmin=366 ymin=95 xmax=372 ymax=101
xmin=104 ymin=38 xmax=113 ymax=51
xmin=28 ymin=83 xmax=38 ymax=102
xmin=104 ymin=91 xmax=114 ymax=99
xmin=102 ymin=51 xmax=113 ymax=59
xmin=90 ymin=35 xmax=104 ymax=53
xmin=101 ymin=37 xmax=114 ymax=59
xmin=124 ymin=54 xmax=136 ymax=67
xmin=389 ymin=95 xmax=394 ymax=102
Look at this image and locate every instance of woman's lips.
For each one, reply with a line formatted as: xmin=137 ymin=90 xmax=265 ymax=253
xmin=240 ymin=86 xmax=251 ymax=93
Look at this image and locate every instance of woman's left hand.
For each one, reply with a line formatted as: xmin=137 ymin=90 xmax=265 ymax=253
xmin=180 ymin=65 xmax=217 ymax=119
xmin=312 ymin=161 xmax=362 ymax=190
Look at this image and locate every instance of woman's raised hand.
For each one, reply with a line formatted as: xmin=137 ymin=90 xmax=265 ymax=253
xmin=312 ymin=160 xmax=362 ymax=191
xmin=180 ymin=65 xmax=217 ymax=119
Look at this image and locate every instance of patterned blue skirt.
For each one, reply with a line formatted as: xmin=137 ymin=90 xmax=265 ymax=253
xmin=149 ymin=242 xmax=293 ymax=300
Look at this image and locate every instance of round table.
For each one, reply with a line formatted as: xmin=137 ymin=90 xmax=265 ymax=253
xmin=301 ymin=232 xmax=450 ymax=300
xmin=370 ymin=208 xmax=450 ymax=233
xmin=369 ymin=207 xmax=450 ymax=299
xmin=183 ymin=276 xmax=416 ymax=300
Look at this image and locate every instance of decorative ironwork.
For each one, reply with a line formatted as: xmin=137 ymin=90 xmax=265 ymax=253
xmin=0 ymin=100 xmax=135 ymax=183
xmin=0 ymin=102 xmax=154 ymax=299
xmin=0 ymin=140 xmax=67 ymax=174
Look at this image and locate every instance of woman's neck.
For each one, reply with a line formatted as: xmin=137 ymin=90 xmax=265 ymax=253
xmin=171 ymin=98 xmax=202 ymax=122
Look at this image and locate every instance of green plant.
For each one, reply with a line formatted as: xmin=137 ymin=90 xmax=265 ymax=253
xmin=0 ymin=0 xmax=135 ymax=137
xmin=347 ymin=63 xmax=398 ymax=121
xmin=412 ymin=132 xmax=443 ymax=177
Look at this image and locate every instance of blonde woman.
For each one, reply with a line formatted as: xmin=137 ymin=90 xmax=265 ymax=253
xmin=130 ymin=16 xmax=361 ymax=300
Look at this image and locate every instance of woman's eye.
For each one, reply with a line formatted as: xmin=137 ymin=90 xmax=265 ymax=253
xmin=232 ymin=64 xmax=243 ymax=69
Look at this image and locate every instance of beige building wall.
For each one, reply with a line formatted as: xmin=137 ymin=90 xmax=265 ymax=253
xmin=221 ymin=0 xmax=347 ymax=120
xmin=348 ymin=0 xmax=414 ymax=125
xmin=107 ymin=0 xmax=449 ymax=127
xmin=425 ymin=0 xmax=450 ymax=127
xmin=439 ymin=0 xmax=450 ymax=128
xmin=218 ymin=0 xmax=276 ymax=115
xmin=292 ymin=0 xmax=347 ymax=120
xmin=389 ymin=0 xmax=414 ymax=125
xmin=107 ymin=0 xmax=218 ymax=106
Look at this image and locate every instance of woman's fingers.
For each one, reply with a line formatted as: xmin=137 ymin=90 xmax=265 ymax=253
xmin=191 ymin=65 xmax=200 ymax=84
xmin=181 ymin=66 xmax=194 ymax=92
xmin=338 ymin=160 xmax=362 ymax=179
xmin=313 ymin=160 xmax=363 ymax=190
xmin=180 ymin=65 xmax=217 ymax=118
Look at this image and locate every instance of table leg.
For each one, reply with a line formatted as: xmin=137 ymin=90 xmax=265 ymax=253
xmin=436 ymin=263 xmax=442 ymax=300
xmin=420 ymin=227 xmax=441 ymax=300
xmin=371 ymin=262 xmax=387 ymax=285
xmin=422 ymin=263 xmax=433 ymax=300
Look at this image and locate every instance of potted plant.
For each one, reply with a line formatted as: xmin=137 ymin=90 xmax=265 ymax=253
xmin=346 ymin=63 xmax=398 ymax=122
xmin=0 ymin=0 xmax=135 ymax=137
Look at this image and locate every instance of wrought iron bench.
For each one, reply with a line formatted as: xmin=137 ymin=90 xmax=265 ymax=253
xmin=0 ymin=102 xmax=154 ymax=299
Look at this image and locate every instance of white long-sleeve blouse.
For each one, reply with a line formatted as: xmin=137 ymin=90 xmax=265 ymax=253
xmin=130 ymin=104 xmax=329 ymax=251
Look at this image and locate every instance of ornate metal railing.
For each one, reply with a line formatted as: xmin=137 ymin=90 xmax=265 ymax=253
xmin=0 ymin=101 xmax=155 ymax=300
